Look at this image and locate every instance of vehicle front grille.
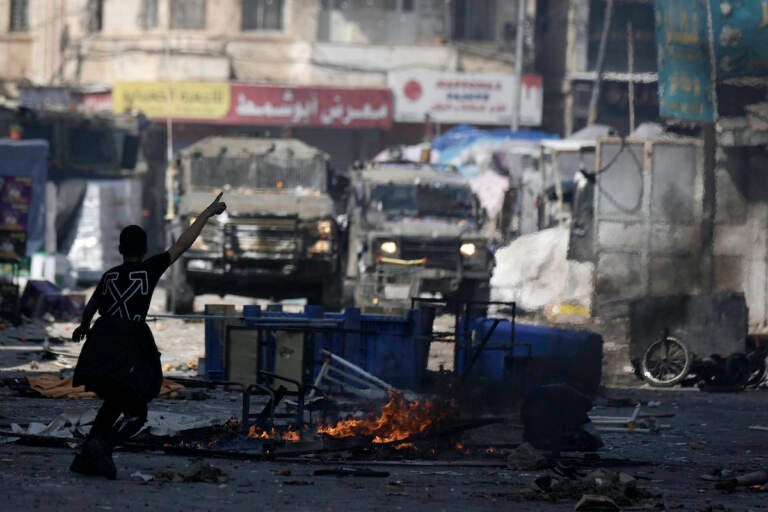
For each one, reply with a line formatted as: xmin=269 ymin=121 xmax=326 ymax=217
xmin=399 ymin=238 xmax=458 ymax=270
xmin=227 ymin=217 xmax=299 ymax=259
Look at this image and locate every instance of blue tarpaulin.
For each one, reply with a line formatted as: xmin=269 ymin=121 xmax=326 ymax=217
xmin=432 ymin=124 xmax=558 ymax=152
xmin=431 ymin=125 xmax=558 ymax=177
xmin=0 ymin=140 xmax=49 ymax=256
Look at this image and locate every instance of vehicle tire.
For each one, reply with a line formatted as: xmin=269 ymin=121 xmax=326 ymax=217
xmin=640 ymin=336 xmax=692 ymax=387
xmin=167 ymin=261 xmax=194 ymax=315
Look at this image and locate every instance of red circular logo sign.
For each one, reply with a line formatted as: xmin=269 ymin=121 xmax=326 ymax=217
xmin=403 ymin=80 xmax=422 ymax=101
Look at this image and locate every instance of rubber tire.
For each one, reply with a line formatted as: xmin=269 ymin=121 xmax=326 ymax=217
xmin=167 ymin=261 xmax=195 ymax=315
xmin=640 ymin=336 xmax=692 ymax=387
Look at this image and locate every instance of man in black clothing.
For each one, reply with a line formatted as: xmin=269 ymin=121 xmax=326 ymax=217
xmin=69 ymin=192 xmax=226 ymax=479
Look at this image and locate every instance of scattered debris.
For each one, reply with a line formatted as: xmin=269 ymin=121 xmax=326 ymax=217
xmin=574 ymin=494 xmax=620 ymax=512
xmin=507 ymin=442 xmax=549 ymax=470
xmin=154 ymin=459 xmax=229 ymax=484
xmin=313 ymin=467 xmax=390 ymax=478
xmin=385 ymin=481 xmax=407 ymax=495
xmin=11 ymin=409 xmax=96 ymax=438
xmin=283 ymin=480 xmax=314 ymax=486
xmin=526 ymin=468 xmax=653 ymax=506
xmin=714 ymin=470 xmax=768 ymax=491
xmin=130 ymin=471 xmax=154 ymax=483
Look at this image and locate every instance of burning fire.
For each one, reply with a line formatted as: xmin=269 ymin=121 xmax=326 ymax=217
xmin=317 ymin=391 xmax=452 ymax=444
xmin=247 ymin=425 xmax=301 ymax=442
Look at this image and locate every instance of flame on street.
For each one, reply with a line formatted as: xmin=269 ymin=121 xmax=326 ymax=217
xmin=247 ymin=425 xmax=301 ymax=442
xmin=317 ymin=391 xmax=451 ymax=444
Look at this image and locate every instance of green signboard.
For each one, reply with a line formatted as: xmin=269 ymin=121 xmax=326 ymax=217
xmin=655 ymin=0 xmax=768 ymax=121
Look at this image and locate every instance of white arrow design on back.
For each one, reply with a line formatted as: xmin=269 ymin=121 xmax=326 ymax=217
xmin=104 ymin=271 xmax=149 ymax=321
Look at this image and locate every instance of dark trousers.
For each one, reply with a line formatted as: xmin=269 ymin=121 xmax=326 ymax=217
xmin=88 ymin=385 xmax=148 ymax=448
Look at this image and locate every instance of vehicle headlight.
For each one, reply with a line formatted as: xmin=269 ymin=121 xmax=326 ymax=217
xmin=316 ymin=220 xmax=332 ymax=237
xmin=309 ymin=240 xmax=332 ymax=254
xmin=187 ymin=259 xmax=213 ymax=271
xmin=380 ymin=241 xmax=398 ymax=255
xmin=460 ymin=242 xmax=477 ymax=257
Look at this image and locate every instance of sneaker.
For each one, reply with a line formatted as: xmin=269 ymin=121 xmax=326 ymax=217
xmin=69 ymin=451 xmax=100 ymax=476
xmin=84 ymin=437 xmax=117 ymax=480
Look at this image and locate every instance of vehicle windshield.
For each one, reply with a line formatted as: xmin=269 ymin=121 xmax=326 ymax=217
xmin=66 ymin=125 xmax=118 ymax=168
xmin=190 ymin=155 xmax=327 ymax=192
xmin=369 ymin=183 xmax=475 ymax=220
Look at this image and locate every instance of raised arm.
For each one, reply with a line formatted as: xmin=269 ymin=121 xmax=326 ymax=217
xmin=167 ymin=192 xmax=227 ymax=264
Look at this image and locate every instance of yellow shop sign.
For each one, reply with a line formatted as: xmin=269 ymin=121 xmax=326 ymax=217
xmin=112 ymin=82 xmax=230 ymax=119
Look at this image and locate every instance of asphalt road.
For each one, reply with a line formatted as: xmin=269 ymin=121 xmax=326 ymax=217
xmin=2 ymin=380 xmax=768 ymax=510
xmin=1 ymin=286 xmax=768 ymax=511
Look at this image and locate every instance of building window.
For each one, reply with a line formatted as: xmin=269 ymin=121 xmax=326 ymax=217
xmin=242 ymin=0 xmax=283 ymax=31
xmin=452 ymin=0 xmax=495 ymax=41
xmin=86 ymin=0 xmax=103 ymax=32
xmin=9 ymin=0 xmax=28 ymax=32
xmin=171 ymin=0 xmax=206 ymax=30
xmin=139 ymin=0 xmax=159 ymax=29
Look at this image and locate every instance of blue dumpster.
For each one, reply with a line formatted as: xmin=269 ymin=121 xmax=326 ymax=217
xmin=205 ymin=306 xmax=431 ymax=390
xmin=456 ymin=318 xmax=603 ymax=395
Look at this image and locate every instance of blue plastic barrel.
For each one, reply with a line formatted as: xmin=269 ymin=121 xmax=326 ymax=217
xmin=457 ymin=318 xmax=603 ymax=394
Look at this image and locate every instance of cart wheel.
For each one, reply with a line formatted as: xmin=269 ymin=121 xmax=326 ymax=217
xmin=641 ymin=336 xmax=692 ymax=387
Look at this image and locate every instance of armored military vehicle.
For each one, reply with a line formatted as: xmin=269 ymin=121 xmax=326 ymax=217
xmin=346 ymin=162 xmax=493 ymax=310
xmin=166 ymin=136 xmax=345 ymax=313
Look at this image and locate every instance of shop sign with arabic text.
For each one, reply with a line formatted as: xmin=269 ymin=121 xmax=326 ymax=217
xmin=228 ymin=84 xmax=392 ymax=128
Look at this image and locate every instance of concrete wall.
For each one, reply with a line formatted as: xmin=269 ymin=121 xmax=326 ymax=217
xmin=0 ymin=0 xmax=521 ymax=89
xmin=714 ymin=148 xmax=768 ymax=328
xmin=593 ymin=138 xmax=705 ymax=310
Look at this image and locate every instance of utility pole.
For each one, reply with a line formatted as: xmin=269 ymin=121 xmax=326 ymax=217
xmin=165 ymin=38 xmax=175 ymax=221
xmin=701 ymin=0 xmax=719 ymax=294
xmin=511 ymin=0 xmax=526 ymax=131
xmin=587 ymin=0 xmax=614 ymax=125
xmin=627 ymin=20 xmax=635 ymax=133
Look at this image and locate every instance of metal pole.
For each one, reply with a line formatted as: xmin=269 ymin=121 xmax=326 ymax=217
xmin=511 ymin=0 xmax=526 ymax=131
xmin=165 ymin=38 xmax=175 ymax=220
xmin=587 ymin=0 xmax=614 ymax=125
xmin=701 ymin=0 xmax=719 ymax=294
xmin=627 ymin=20 xmax=636 ymax=133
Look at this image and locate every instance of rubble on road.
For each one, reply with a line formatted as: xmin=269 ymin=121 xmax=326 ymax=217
xmin=506 ymin=442 xmax=549 ymax=470
xmin=524 ymin=468 xmax=655 ymax=506
xmin=713 ymin=469 xmax=768 ymax=491
xmin=154 ymin=458 xmax=229 ymax=484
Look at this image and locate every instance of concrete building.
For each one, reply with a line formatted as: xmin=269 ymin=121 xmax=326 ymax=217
xmin=535 ymin=0 xmax=659 ymax=136
xmin=0 ymin=0 xmax=540 ymax=167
